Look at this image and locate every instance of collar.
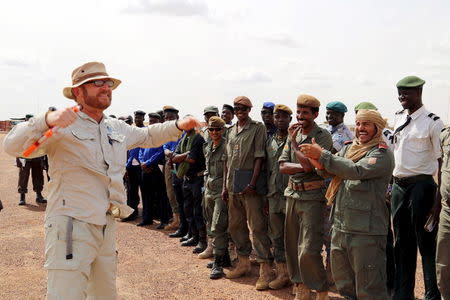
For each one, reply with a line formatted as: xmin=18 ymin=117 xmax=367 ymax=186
xmin=409 ymin=105 xmax=426 ymax=120
xmin=329 ymin=122 xmax=345 ymax=133
xmin=306 ymin=122 xmax=320 ymax=138
xmin=235 ymin=117 xmax=253 ymax=132
xmin=78 ymin=111 xmax=106 ymax=124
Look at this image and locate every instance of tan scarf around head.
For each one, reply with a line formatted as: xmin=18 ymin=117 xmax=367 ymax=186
xmin=325 ymin=109 xmax=387 ymax=205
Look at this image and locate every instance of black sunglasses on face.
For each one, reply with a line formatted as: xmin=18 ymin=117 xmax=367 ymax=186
xmin=233 ymin=106 xmax=248 ymax=112
xmin=85 ymin=79 xmax=114 ymax=88
xmin=208 ymin=127 xmax=222 ymax=132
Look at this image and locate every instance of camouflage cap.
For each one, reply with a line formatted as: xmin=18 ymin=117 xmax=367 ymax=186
xmin=297 ymin=94 xmax=320 ymax=108
xmin=203 ymin=106 xmax=219 ymax=115
xmin=233 ymin=96 xmax=253 ymax=108
xmin=274 ymin=104 xmax=292 ymax=115
xmin=354 ymin=101 xmax=378 ymax=112
xmin=208 ymin=116 xmax=225 ymax=128
xmin=396 ymin=76 xmax=425 ymax=88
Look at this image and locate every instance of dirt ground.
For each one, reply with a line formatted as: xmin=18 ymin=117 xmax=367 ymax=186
xmin=0 ymin=133 xmax=426 ymax=299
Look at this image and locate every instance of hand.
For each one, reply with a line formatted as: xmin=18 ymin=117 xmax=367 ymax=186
xmin=45 ymin=106 xmax=79 ymax=128
xmin=222 ymin=188 xmax=229 ymax=204
xmin=177 ymin=116 xmax=201 ymax=131
xmin=429 ymin=194 xmax=442 ymax=223
xmin=299 ymin=138 xmax=323 ymax=160
xmin=288 ymin=123 xmax=301 ymax=145
xmin=240 ymin=185 xmax=257 ymax=196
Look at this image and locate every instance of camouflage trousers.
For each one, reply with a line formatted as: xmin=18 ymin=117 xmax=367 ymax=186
xmin=437 ymin=201 xmax=450 ymax=300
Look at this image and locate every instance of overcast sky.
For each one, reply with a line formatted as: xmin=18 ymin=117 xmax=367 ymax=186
xmin=1 ymin=0 xmax=450 ymax=125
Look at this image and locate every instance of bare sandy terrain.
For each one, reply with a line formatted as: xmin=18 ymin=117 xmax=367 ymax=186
xmin=0 ymin=133 xmax=425 ymax=299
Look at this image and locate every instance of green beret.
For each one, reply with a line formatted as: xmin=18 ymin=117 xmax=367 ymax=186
xmin=208 ymin=116 xmax=225 ymax=128
xmin=274 ymin=104 xmax=292 ymax=115
xmin=396 ymin=76 xmax=425 ymax=88
xmin=326 ymin=101 xmax=347 ymax=113
xmin=354 ymin=102 xmax=378 ymax=112
xmin=203 ymin=106 xmax=219 ymax=115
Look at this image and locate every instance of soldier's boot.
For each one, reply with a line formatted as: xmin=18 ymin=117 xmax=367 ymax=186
xmin=315 ymin=291 xmax=330 ymax=300
xmin=18 ymin=193 xmax=26 ymax=206
xmin=210 ymin=255 xmax=225 ymax=280
xmin=198 ymin=238 xmax=213 ymax=259
xmin=294 ymin=283 xmax=312 ymax=300
xmin=222 ymin=249 xmax=232 ymax=267
xmin=269 ymin=262 xmax=291 ymax=290
xmin=193 ymin=228 xmax=207 ymax=253
xmin=225 ymin=255 xmax=251 ymax=279
xmin=228 ymin=241 xmax=238 ymax=262
xmin=255 ymin=262 xmax=273 ymax=291
xmin=36 ymin=192 xmax=47 ymax=204
xmin=164 ymin=213 xmax=180 ymax=231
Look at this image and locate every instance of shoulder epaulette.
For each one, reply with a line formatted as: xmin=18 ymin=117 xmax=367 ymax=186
xmin=344 ymin=140 xmax=353 ymax=145
xmin=395 ymin=109 xmax=405 ymax=115
xmin=442 ymin=126 xmax=450 ymax=133
xmin=382 ymin=129 xmax=391 ymax=137
xmin=427 ymin=113 xmax=440 ymax=121
xmin=378 ymin=142 xmax=389 ymax=149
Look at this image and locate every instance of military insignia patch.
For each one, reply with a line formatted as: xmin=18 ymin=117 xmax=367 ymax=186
xmin=368 ymin=157 xmax=377 ymax=165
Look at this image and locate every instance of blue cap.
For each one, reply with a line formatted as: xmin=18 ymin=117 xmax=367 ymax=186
xmin=262 ymin=102 xmax=275 ymax=109
xmin=326 ymin=101 xmax=347 ymax=113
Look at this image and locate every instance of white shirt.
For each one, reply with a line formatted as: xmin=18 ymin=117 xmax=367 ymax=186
xmin=392 ymin=105 xmax=444 ymax=177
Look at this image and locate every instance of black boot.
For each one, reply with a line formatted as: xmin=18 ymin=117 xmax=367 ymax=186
xmin=207 ymin=261 xmax=214 ymax=268
xmin=222 ymin=249 xmax=232 ymax=268
xmin=181 ymin=236 xmax=199 ymax=247
xmin=18 ymin=193 xmax=26 ymax=206
xmin=121 ymin=211 xmax=138 ymax=222
xmin=210 ymin=255 xmax=225 ymax=280
xmin=179 ymin=231 xmax=192 ymax=242
xmin=169 ymin=226 xmax=187 ymax=238
xmin=193 ymin=227 xmax=207 ymax=253
xmin=36 ymin=192 xmax=47 ymax=204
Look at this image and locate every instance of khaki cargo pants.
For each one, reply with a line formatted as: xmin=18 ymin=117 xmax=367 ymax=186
xmin=44 ymin=214 xmax=117 ymax=300
xmin=437 ymin=202 xmax=450 ymax=299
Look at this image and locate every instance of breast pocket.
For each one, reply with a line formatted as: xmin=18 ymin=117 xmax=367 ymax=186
xmin=343 ymin=180 xmax=372 ymax=233
xmin=406 ymin=133 xmax=430 ymax=152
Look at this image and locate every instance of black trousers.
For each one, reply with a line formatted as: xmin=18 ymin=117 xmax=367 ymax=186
xmin=18 ymin=158 xmax=44 ymax=194
xmin=182 ymin=176 xmax=205 ymax=238
xmin=141 ymin=167 xmax=170 ymax=224
xmin=173 ymin=175 xmax=188 ymax=231
xmin=126 ymin=165 xmax=143 ymax=215
xmin=391 ymin=176 xmax=441 ymax=300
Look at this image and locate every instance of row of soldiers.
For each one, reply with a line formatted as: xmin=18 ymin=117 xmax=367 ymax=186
xmin=117 ymin=75 xmax=448 ymax=300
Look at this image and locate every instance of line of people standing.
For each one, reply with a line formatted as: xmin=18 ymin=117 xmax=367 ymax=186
xmin=118 ymin=74 xmax=449 ymax=300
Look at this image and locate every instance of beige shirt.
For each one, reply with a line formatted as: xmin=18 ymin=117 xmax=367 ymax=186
xmin=3 ymin=112 xmax=182 ymax=225
xmin=392 ymin=106 xmax=443 ymax=178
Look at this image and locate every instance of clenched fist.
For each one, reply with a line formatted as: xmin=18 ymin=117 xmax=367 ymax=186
xmin=45 ymin=106 xmax=79 ymax=128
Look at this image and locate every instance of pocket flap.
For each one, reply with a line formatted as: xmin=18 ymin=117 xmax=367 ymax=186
xmin=71 ymin=130 xmax=95 ymax=140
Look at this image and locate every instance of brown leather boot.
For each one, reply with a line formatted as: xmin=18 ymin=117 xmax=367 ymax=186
xmin=225 ymin=255 xmax=251 ymax=279
xmin=269 ymin=262 xmax=290 ymax=289
xmin=294 ymin=283 xmax=312 ymax=300
xmin=198 ymin=238 xmax=213 ymax=259
xmin=315 ymin=291 xmax=330 ymax=300
xmin=255 ymin=262 xmax=273 ymax=290
xmin=164 ymin=213 xmax=180 ymax=231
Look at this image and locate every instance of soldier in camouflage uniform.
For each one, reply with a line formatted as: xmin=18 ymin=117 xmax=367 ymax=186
xmin=201 ymin=116 xmax=231 ymax=279
xmin=438 ymin=127 xmax=450 ymax=300
xmin=300 ymin=109 xmax=395 ymax=300
xmin=265 ymin=104 xmax=292 ymax=290
xmin=279 ymin=95 xmax=332 ymax=300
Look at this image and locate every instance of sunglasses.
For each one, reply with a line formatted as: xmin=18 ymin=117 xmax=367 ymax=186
xmin=85 ymin=79 xmax=115 ymax=88
xmin=233 ymin=106 xmax=248 ymax=112
xmin=208 ymin=127 xmax=222 ymax=132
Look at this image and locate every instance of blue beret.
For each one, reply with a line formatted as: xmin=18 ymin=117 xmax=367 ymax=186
xmin=326 ymin=101 xmax=347 ymax=113
xmin=262 ymin=102 xmax=275 ymax=109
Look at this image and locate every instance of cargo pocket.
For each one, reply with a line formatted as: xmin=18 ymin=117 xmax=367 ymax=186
xmin=43 ymin=217 xmax=80 ymax=271
xmin=343 ymin=180 xmax=371 ymax=233
xmin=361 ymin=263 xmax=384 ymax=290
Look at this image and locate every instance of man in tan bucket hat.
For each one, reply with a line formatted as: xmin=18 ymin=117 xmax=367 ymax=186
xmin=3 ymin=61 xmax=199 ymax=300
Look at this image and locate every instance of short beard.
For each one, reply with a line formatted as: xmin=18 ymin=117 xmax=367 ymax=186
xmin=81 ymin=86 xmax=111 ymax=110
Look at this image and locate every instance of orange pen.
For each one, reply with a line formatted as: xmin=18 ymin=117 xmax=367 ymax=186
xmin=22 ymin=106 xmax=80 ymax=157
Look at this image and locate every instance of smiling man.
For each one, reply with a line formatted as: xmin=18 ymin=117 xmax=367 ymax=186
xmin=279 ymin=94 xmax=332 ymax=300
xmin=391 ymin=76 xmax=443 ymax=300
xmin=300 ymin=109 xmax=395 ymax=300
xmin=2 ymin=61 xmax=199 ymax=300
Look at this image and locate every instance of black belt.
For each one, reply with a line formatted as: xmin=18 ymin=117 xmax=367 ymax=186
xmin=393 ymin=174 xmax=432 ymax=187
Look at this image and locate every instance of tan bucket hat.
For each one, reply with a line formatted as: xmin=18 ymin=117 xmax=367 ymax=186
xmin=63 ymin=61 xmax=121 ymax=99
